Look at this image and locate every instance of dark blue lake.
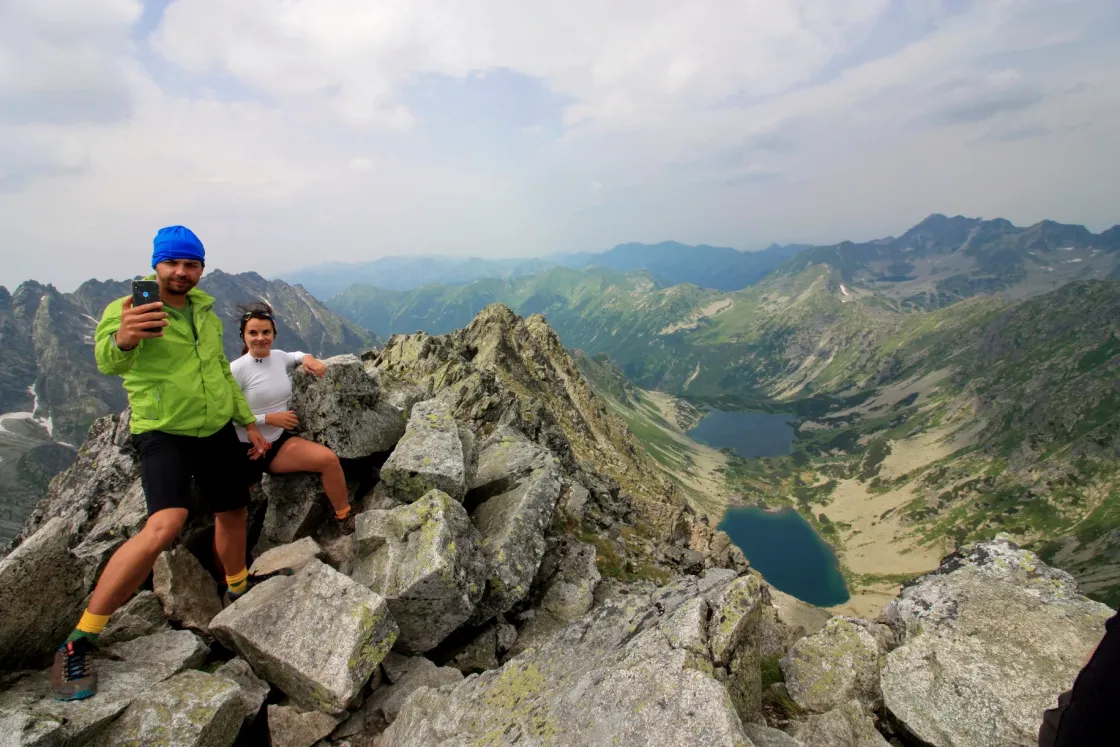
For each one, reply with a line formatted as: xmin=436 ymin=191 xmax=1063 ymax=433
xmin=718 ymin=507 xmax=850 ymax=606
xmin=687 ymin=409 xmax=797 ymax=459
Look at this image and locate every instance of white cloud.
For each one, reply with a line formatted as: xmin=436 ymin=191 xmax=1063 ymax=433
xmin=0 ymin=0 xmax=1118 ymax=290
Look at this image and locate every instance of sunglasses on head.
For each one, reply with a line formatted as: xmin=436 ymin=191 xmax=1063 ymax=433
xmin=241 ymin=311 xmax=273 ymax=321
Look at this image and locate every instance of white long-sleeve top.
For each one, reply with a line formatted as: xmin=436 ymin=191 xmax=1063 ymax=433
xmin=230 ymin=349 xmax=306 ymax=443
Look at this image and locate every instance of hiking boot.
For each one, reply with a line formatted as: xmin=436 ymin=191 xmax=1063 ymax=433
xmin=51 ymin=637 xmax=98 ymax=701
xmin=337 ymin=513 xmax=356 ymax=536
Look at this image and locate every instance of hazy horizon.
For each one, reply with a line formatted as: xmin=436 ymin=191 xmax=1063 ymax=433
xmin=3 ymin=0 xmax=1119 ymax=290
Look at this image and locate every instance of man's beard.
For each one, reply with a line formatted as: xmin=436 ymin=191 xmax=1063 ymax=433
xmin=164 ymin=278 xmax=195 ymax=295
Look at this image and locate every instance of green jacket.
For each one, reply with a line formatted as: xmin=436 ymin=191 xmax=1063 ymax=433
xmin=95 ymin=283 xmax=255 ymax=437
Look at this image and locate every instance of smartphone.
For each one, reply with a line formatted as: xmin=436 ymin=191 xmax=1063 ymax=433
xmin=131 ymin=280 xmax=162 ymax=333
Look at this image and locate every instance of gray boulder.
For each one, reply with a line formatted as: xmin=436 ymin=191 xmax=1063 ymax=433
xmin=153 ymin=548 xmax=223 ymax=635
xmin=781 ymin=617 xmax=882 ymax=714
xmin=99 ymin=670 xmax=243 ymax=747
xmin=470 ymin=425 xmax=551 ymax=497
xmin=881 ymin=535 xmax=1111 ymax=747
xmin=744 ymin=723 xmax=809 ymax=747
xmin=350 ymin=491 xmax=486 ymax=653
xmin=379 ymin=399 xmax=468 ymax=503
xmin=788 ymin=700 xmax=890 ymax=747
xmin=101 ymin=591 xmax=171 ymax=646
xmin=213 ymin=657 xmax=270 ymax=728
xmin=256 ymin=474 xmax=327 ymax=553
xmin=534 ymin=539 xmax=600 ymax=623
xmin=468 ymin=461 xmax=563 ymax=625
xmin=290 ymin=355 xmax=405 ymax=457
xmin=0 ymin=518 xmax=90 ymax=669
xmin=366 ymin=657 xmax=463 ymax=726
xmin=0 ymin=630 xmax=212 ymax=746
xmin=381 ymin=572 xmax=759 ymax=746
xmin=208 ymin=559 xmax=398 ymax=715
xmin=709 ymin=574 xmax=766 ymax=724
xmin=249 ymin=537 xmax=323 ymax=577
xmin=266 ymin=704 xmax=342 ymax=747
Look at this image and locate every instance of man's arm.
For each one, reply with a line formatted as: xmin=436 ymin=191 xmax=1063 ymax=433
xmin=94 ymin=299 xmax=138 ymax=375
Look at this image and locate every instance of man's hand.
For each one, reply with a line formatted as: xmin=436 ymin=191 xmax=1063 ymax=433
xmin=245 ymin=423 xmax=271 ymax=460
xmin=265 ymin=411 xmax=299 ymax=430
xmin=115 ymin=295 xmax=168 ymax=350
xmin=301 ymin=356 xmax=328 ymax=378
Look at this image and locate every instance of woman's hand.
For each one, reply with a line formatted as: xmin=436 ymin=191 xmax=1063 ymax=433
xmin=302 ymin=355 xmax=328 ymax=378
xmin=265 ymin=411 xmax=299 ymax=430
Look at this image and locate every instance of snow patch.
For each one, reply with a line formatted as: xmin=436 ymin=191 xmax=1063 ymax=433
xmin=840 ymin=284 xmax=851 ymax=297
xmin=1066 ymin=258 xmax=1084 ymax=264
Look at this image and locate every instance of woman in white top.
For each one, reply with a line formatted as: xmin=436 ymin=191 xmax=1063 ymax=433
xmin=231 ymin=304 xmax=354 ymax=532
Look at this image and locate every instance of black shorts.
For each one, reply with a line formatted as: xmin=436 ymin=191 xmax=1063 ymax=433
xmin=243 ymin=430 xmax=294 ymax=483
xmin=133 ymin=422 xmax=250 ymax=516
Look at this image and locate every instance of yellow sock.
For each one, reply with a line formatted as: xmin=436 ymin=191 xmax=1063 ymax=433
xmin=335 ymin=504 xmax=352 ymax=520
xmin=68 ymin=610 xmax=111 ymax=642
xmin=226 ymin=568 xmax=249 ymax=595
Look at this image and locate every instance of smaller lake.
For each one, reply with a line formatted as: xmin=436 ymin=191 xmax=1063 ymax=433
xmin=718 ymin=506 xmax=850 ymax=607
xmin=687 ymin=409 xmax=796 ymax=459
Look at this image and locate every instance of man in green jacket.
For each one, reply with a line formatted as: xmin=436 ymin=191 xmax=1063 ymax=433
xmin=52 ymin=225 xmax=270 ymax=701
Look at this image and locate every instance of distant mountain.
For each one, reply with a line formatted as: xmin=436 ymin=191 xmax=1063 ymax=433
xmin=282 ymin=256 xmax=555 ymax=299
xmin=0 ymin=269 xmax=378 ymax=544
xmin=782 ymin=214 xmax=1120 ymax=309
xmin=552 ymin=241 xmax=808 ymax=291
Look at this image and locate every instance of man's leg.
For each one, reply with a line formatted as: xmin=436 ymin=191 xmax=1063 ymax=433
xmin=213 ymin=506 xmax=249 ymax=599
xmin=86 ymin=508 xmax=189 ymax=616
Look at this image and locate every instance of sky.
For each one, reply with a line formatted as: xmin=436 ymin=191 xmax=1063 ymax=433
xmin=2 ymin=0 xmax=1119 ymax=291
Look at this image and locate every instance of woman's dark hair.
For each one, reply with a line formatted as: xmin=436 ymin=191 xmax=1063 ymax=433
xmin=238 ymin=301 xmax=277 ymax=356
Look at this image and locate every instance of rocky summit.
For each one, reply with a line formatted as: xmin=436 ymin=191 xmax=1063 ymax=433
xmin=0 ymin=305 xmax=1111 ymax=746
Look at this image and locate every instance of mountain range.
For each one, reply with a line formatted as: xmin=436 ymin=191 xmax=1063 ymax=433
xmin=0 ymin=270 xmax=376 ymax=544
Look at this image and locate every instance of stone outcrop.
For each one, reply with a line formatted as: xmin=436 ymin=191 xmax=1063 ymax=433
xmin=881 ymin=535 xmax=1111 ymax=747
xmin=209 ymin=559 xmax=398 ymax=715
xmin=289 ymin=354 xmax=405 ymax=457
xmin=781 ymin=617 xmax=884 ymax=714
xmin=787 ymin=700 xmax=891 ymax=747
xmin=0 ymin=517 xmax=94 ymax=669
xmin=256 ymin=473 xmax=328 ymax=553
xmin=249 ymin=537 xmax=323 ymax=577
xmin=153 ymin=547 xmax=224 ymax=635
xmin=101 ymin=590 xmax=171 ymax=645
xmin=382 ymin=570 xmax=762 ymax=746
xmin=533 ymin=538 xmax=600 ymax=623
xmin=266 ymin=703 xmax=342 ymax=747
xmin=213 ymin=657 xmax=270 ymax=728
xmin=379 ymin=399 xmax=468 ymax=502
xmin=351 ymin=490 xmax=486 ymax=653
xmin=98 ymin=670 xmax=243 ymax=747
xmin=468 ymin=460 xmax=563 ymax=625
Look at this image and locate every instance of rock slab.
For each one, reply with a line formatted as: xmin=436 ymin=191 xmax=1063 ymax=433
xmin=213 ymin=657 xmax=270 ymax=728
xmin=152 ymin=548 xmax=223 ymax=634
xmin=351 ymin=490 xmax=486 ymax=653
xmin=209 ymin=559 xmax=398 ymax=715
xmin=881 ymin=535 xmax=1112 ymax=747
xmin=249 ymin=537 xmax=323 ymax=577
xmin=781 ymin=617 xmax=882 ymax=714
xmin=101 ymin=590 xmax=171 ymax=646
xmin=379 ymin=399 xmax=467 ymax=502
xmin=99 ymin=670 xmax=243 ymax=747
xmin=266 ymin=704 xmax=341 ymax=747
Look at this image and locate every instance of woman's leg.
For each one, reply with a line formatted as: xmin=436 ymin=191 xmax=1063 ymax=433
xmin=268 ymin=437 xmax=350 ymax=514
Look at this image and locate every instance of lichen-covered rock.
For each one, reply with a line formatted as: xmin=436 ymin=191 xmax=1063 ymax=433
xmin=709 ymin=574 xmax=765 ymax=725
xmin=781 ymin=617 xmax=882 ymax=714
xmin=381 ymin=573 xmax=755 ymax=746
xmin=788 ymin=700 xmax=890 ymax=747
xmin=213 ymin=657 xmax=270 ymax=728
xmin=153 ymin=548 xmax=223 ymax=635
xmin=249 ymin=537 xmax=323 ymax=577
xmin=379 ymin=399 xmax=467 ymax=503
xmin=255 ymin=473 xmax=327 ymax=553
xmin=99 ymin=670 xmax=243 ymax=747
xmin=366 ymin=657 xmax=464 ymax=726
xmin=101 ymin=591 xmax=171 ymax=646
xmin=760 ymin=589 xmax=832 ymax=660
xmin=533 ymin=539 xmax=600 ymax=623
xmin=469 ymin=425 xmax=551 ymax=497
xmin=351 ymin=491 xmax=486 ymax=653
xmin=0 ymin=518 xmax=93 ymax=669
xmin=445 ymin=622 xmax=503 ymax=675
xmin=0 ymin=630 xmax=213 ymax=746
xmin=266 ymin=704 xmax=342 ymax=747
xmin=743 ymin=723 xmax=809 ymax=747
xmin=881 ymin=536 xmax=1111 ymax=747
xmin=467 ymin=461 xmax=563 ymax=626
xmin=208 ymin=559 xmax=398 ymax=715
xmin=290 ymin=354 xmax=404 ymax=458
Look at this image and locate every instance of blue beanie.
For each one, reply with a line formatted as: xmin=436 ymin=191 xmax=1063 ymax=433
xmin=152 ymin=225 xmax=205 ymax=268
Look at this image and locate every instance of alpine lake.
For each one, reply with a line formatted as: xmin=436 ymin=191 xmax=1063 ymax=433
xmin=687 ymin=409 xmax=850 ymax=607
